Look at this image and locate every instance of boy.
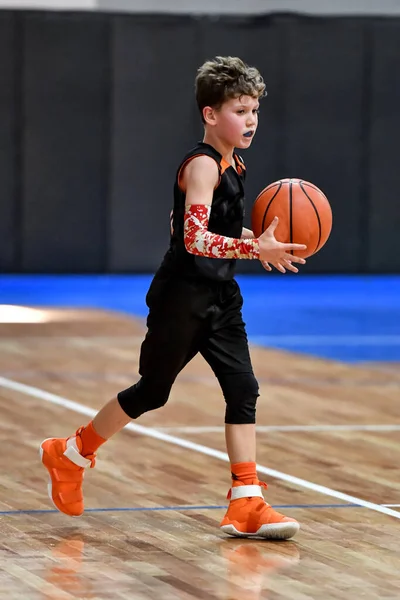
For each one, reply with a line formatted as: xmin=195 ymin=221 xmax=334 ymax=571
xmin=40 ymin=56 xmax=306 ymax=539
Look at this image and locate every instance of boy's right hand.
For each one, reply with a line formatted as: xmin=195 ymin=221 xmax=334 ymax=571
xmin=258 ymin=217 xmax=307 ymax=273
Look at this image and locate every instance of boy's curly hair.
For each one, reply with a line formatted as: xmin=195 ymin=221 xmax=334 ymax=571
xmin=195 ymin=56 xmax=266 ymax=122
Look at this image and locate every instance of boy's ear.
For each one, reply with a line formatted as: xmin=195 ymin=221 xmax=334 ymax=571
xmin=203 ymin=106 xmax=217 ymax=126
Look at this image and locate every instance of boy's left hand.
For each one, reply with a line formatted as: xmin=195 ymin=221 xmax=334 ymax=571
xmin=261 ymin=261 xmax=272 ymax=272
xmin=261 ymin=258 xmax=300 ymax=273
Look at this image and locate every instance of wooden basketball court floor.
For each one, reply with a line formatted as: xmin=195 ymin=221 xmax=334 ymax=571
xmin=0 ymin=301 xmax=400 ymax=599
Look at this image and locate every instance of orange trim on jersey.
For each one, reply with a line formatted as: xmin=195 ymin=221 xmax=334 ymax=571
xmin=220 ymin=155 xmax=246 ymax=175
xmin=234 ymin=154 xmax=246 ymax=175
xmin=178 ymin=153 xmax=222 ymax=192
xmin=220 ymin=157 xmax=231 ymax=175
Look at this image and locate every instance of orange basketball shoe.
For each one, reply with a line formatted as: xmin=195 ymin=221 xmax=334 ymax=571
xmin=40 ymin=427 xmax=96 ymax=517
xmin=220 ymin=480 xmax=300 ymax=539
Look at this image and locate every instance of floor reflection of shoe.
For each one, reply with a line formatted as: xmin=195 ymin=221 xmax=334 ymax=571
xmin=43 ymin=534 xmax=93 ymax=599
xmin=218 ymin=540 xmax=300 ymax=600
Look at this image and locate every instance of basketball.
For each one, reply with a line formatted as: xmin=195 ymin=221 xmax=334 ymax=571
xmin=251 ymin=178 xmax=332 ymax=259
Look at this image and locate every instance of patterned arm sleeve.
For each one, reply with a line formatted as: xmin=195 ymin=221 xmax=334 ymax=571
xmin=184 ymin=204 xmax=260 ymax=260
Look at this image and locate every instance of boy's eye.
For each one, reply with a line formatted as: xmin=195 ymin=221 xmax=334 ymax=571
xmin=237 ymin=108 xmax=260 ymax=115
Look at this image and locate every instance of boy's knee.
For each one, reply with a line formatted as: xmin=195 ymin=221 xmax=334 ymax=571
xmin=220 ymin=372 xmax=259 ymax=424
xmin=117 ymin=377 xmax=172 ymax=419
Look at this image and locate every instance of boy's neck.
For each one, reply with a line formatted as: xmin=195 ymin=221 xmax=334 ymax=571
xmin=202 ymin=133 xmax=235 ymax=166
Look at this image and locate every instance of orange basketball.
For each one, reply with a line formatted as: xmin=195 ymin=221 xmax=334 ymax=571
xmin=251 ymin=178 xmax=332 ymax=259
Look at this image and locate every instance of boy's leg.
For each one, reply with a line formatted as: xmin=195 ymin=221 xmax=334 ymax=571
xmin=200 ymin=282 xmax=299 ymax=540
xmin=40 ymin=276 xmax=207 ymax=516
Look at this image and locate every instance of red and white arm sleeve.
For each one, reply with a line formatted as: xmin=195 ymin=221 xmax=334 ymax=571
xmin=184 ymin=204 xmax=260 ymax=260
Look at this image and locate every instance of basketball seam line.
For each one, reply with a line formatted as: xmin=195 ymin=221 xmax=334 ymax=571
xmin=261 ymin=181 xmax=282 ymax=234
xmin=300 ymin=181 xmax=322 ymax=254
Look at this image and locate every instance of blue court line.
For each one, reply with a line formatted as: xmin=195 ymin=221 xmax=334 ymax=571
xmin=0 ymin=502 xmax=388 ymax=516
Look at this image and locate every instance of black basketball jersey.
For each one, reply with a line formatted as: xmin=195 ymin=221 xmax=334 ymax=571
xmin=160 ymin=142 xmax=246 ymax=282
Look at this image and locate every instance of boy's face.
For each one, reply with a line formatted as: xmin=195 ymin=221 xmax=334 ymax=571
xmin=205 ymin=95 xmax=260 ymax=149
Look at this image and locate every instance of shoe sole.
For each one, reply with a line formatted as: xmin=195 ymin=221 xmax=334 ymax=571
xmin=220 ymin=521 xmax=300 ymax=540
xmin=40 ymin=440 xmax=81 ymax=518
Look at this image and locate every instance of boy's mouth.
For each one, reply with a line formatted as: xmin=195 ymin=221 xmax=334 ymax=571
xmin=243 ymin=131 xmax=254 ymax=138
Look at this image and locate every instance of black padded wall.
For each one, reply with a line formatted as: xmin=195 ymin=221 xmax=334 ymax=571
xmin=368 ymin=20 xmax=400 ymax=272
xmin=109 ymin=15 xmax=200 ymax=271
xmin=22 ymin=11 xmax=110 ymax=272
xmin=0 ymin=13 xmax=18 ymax=272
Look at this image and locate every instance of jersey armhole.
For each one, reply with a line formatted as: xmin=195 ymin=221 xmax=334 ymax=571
xmin=177 ymin=154 xmax=228 ymax=192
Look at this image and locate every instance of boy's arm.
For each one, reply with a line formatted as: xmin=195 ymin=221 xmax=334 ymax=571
xmin=182 ymin=156 xmax=260 ymax=260
xmin=171 ymin=215 xmax=255 ymax=242
xmin=181 ymin=155 xmax=306 ymax=270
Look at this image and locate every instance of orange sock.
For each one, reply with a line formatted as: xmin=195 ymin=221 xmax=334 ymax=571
xmin=231 ymin=461 xmax=258 ymax=485
xmin=79 ymin=421 xmax=107 ymax=456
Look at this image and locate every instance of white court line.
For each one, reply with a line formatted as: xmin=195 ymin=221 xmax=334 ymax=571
xmin=155 ymin=424 xmax=400 ymax=434
xmin=0 ymin=374 xmax=399 ymax=521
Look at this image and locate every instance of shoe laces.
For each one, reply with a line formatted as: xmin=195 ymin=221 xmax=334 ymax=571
xmin=227 ymin=480 xmax=267 ymax=500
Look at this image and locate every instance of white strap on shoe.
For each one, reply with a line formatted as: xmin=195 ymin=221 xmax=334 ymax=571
xmin=230 ymin=485 xmax=264 ymax=500
xmin=63 ymin=437 xmax=92 ymax=468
